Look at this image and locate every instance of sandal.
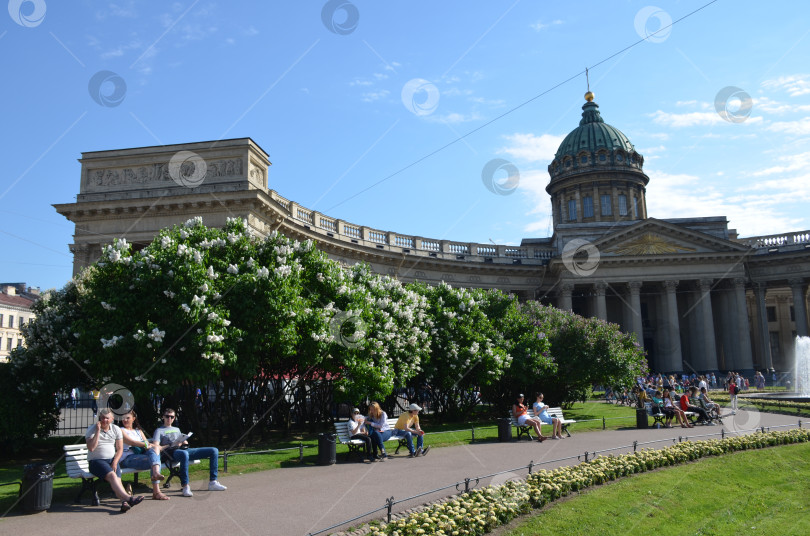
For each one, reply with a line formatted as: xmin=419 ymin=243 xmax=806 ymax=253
xmin=151 ymin=471 xmax=165 ymax=482
xmin=152 ymin=492 xmax=170 ymax=500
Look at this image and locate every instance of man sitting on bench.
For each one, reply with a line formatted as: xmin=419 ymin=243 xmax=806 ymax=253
xmin=680 ymin=387 xmax=713 ymax=425
xmin=393 ymin=403 xmax=431 ymax=457
xmin=153 ymin=408 xmax=227 ymax=497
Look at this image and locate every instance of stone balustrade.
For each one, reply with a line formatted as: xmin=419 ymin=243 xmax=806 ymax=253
xmin=740 ymin=230 xmax=810 ymax=250
xmin=268 ymin=190 xmax=555 ymax=263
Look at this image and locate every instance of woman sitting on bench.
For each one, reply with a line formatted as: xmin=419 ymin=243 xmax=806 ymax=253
xmin=118 ymin=410 xmax=169 ymax=500
xmin=348 ymin=408 xmax=377 ymax=462
xmin=663 ymin=389 xmax=693 ymax=428
xmin=513 ymin=394 xmax=547 ymax=442
xmin=533 ymin=392 xmax=563 ymax=439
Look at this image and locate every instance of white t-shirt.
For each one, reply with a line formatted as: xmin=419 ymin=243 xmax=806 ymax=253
xmin=85 ymin=424 xmax=122 ymax=460
xmin=120 ymin=428 xmax=145 ymax=460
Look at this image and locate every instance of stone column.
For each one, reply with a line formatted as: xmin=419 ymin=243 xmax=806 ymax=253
xmin=698 ymin=279 xmax=719 ymax=372
xmin=663 ymin=280 xmax=682 ymax=372
xmin=558 ymin=282 xmax=573 ymax=311
xmin=574 ymin=189 xmax=582 ymax=223
xmin=627 ymin=281 xmax=644 ymax=349
xmin=789 ymin=278 xmax=809 ymax=338
xmin=594 ymin=281 xmax=608 ymax=320
xmin=593 ymin=184 xmax=601 ymax=222
xmin=733 ymin=278 xmax=755 ymax=373
xmin=753 ymin=282 xmax=773 ymax=372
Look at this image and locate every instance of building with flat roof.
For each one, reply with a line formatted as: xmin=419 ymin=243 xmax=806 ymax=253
xmin=0 ymin=283 xmax=40 ymax=362
xmin=54 ymin=95 xmax=810 ymax=375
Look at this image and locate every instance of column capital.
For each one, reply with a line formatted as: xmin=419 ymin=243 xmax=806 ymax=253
xmin=752 ymin=281 xmax=768 ymax=293
xmin=627 ymin=280 xmax=643 ymax=292
xmin=559 ymin=282 xmax=574 ymax=295
xmin=788 ymin=278 xmax=807 ymax=289
xmin=698 ymin=278 xmax=713 ymax=291
xmin=593 ymin=281 xmax=608 ymax=294
xmin=663 ymin=280 xmax=679 ymax=292
xmin=732 ymin=277 xmax=747 ymax=289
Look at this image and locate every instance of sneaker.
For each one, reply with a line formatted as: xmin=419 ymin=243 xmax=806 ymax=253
xmin=208 ymin=480 xmax=227 ymax=491
xmin=182 ymin=485 xmax=193 ymax=497
xmin=419 ymin=446 xmax=431 ymax=456
xmin=408 ymin=451 xmax=418 ymax=458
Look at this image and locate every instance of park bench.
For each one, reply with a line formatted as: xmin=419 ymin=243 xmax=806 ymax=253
xmin=508 ymin=407 xmax=576 ymax=440
xmin=333 ymin=418 xmax=408 ymax=460
xmin=63 ymin=444 xmax=199 ymax=505
xmin=644 ymin=403 xmax=698 ymax=427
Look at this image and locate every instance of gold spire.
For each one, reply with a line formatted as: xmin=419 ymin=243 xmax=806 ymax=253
xmin=584 ymin=68 xmax=594 ymax=101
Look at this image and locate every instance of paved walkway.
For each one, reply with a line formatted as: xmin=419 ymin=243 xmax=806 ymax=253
xmin=1 ymin=409 xmax=803 ymax=536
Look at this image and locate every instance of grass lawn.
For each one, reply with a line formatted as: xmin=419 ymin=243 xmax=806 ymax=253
xmin=0 ymin=401 xmax=638 ymax=514
xmin=499 ymin=442 xmax=810 ymax=536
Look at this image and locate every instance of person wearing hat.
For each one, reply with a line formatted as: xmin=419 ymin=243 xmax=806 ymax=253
xmin=393 ymin=403 xmax=430 ymax=457
xmin=348 ymin=407 xmax=376 ymax=461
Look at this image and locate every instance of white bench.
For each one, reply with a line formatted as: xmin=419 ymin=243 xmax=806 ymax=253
xmin=334 ymin=418 xmax=408 ymax=460
xmin=646 ymin=402 xmax=698 ymax=427
xmin=64 ymin=444 xmax=199 ymax=505
xmin=508 ymin=407 xmax=576 ymax=440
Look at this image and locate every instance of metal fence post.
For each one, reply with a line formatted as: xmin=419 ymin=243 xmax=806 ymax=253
xmin=528 ymin=461 xmax=534 ymax=474
xmin=799 ymin=420 xmax=803 ymax=429
xmin=602 ymin=417 xmax=606 ymax=430
xmin=223 ymin=451 xmax=228 ymax=473
xmin=386 ymin=496 xmax=395 ymax=523
xmin=471 ymin=426 xmax=475 ymax=443
xmin=299 ymin=442 xmax=304 ymax=463
xmin=633 ymin=440 xmax=638 ymax=452
xmin=721 ymin=428 xmax=725 ymax=439
xmin=584 ymin=451 xmax=589 ymax=462
xmin=464 ymin=477 xmax=471 ymax=493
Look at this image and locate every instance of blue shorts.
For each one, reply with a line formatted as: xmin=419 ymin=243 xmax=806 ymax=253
xmin=88 ymin=458 xmax=115 ymax=479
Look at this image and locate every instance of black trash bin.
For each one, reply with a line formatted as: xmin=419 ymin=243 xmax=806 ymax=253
xmin=318 ymin=433 xmax=336 ymax=465
xmin=636 ymin=408 xmax=649 ymax=429
xmin=497 ymin=418 xmax=512 ymax=442
xmin=19 ymin=463 xmax=54 ymax=513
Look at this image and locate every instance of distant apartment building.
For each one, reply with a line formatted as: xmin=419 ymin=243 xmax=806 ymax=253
xmin=0 ymin=283 xmax=41 ymax=362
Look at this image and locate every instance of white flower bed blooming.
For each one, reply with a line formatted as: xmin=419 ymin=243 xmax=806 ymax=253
xmin=366 ymin=429 xmax=810 ymax=536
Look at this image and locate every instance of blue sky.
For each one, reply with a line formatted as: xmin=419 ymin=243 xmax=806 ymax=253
xmin=2 ymin=1 xmax=810 ymax=291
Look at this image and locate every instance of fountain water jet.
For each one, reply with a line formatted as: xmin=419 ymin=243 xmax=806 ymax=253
xmin=796 ymin=336 xmax=810 ymax=398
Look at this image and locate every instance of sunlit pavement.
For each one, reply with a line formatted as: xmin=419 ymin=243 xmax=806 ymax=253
xmin=2 ymin=409 xmax=802 ymax=535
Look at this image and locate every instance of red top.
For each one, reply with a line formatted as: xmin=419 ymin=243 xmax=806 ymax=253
xmin=514 ymin=403 xmax=527 ymax=418
xmin=729 ymin=382 xmax=736 ymax=396
xmin=679 ymin=394 xmax=690 ymax=411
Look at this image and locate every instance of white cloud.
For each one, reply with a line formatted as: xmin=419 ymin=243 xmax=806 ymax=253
xmin=766 ymin=120 xmax=810 ymax=136
xmin=361 ymin=90 xmax=390 ymax=102
xmin=425 ymin=112 xmax=482 ymax=124
xmin=531 ymin=19 xmax=562 ymax=31
xmin=498 ymin=133 xmax=564 ymax=162
xmin=753 ymin=96 xmax=810 ymax=115
xmin=645 ymin=169 xmax=806 ymax=236
xmin=350 ymin=79 xmax=373 ymax=87
xmin=650 ymin=110 xmax=724 ymax=127
xmin=749 ymin=151 xmax=810 ymax=177
xmin=762 ymin=74 xmax=810 ymax=97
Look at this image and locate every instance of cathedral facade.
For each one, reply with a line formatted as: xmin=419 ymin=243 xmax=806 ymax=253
xmin=54 ymin=95 xmax=810 ymax=376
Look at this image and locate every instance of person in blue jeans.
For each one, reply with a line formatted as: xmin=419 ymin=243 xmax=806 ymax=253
xmin=393 ymin=403 xmax=431 ymax=457
xmin=152 ymin=408 xmax=227 ymax=497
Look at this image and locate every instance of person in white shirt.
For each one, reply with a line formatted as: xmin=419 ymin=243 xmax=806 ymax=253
xmin=152 ymin=408 xmax=227 ymax=497
xmin=348 ymin=408 xmax=376 ymax=461
xmin=118 ymin=410 xmax=169 ymax=500
xmin=85 ymin=408 xmax=144 ymax=512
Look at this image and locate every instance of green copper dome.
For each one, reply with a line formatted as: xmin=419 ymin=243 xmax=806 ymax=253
xmin=554 ymin=100 xmax=636 ymax=160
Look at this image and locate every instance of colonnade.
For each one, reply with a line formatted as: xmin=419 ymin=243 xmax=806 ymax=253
xmin=556 ymin=277 xmax=809 ymax=375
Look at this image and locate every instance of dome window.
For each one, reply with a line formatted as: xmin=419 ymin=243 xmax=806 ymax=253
xmin=616 ymin=154 xmax=624 ymax=162
xmin=581 ymin=155 xmax=588 ymax=164
xmin=598 ymin=153 xmax=607 ymax=162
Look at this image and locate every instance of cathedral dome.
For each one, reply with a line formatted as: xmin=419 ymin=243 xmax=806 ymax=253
xmin=545 ymin=93 xmax=649 ymax=226
xmin=547 ymin=95 xmax=646 ymax=183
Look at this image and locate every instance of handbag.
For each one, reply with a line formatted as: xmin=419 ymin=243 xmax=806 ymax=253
xmin=130 ymin=446 xmax=146 ymax=455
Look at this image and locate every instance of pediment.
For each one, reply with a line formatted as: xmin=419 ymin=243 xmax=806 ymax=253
xmin=591 ymin=219 xmax=750 ymax=257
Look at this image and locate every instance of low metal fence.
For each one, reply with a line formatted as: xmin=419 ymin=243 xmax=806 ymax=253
xmin=304 ymin=421 xmax=804 ymax=536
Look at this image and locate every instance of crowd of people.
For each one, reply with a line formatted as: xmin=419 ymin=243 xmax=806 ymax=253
xmin=84 ymin=407 xmax=227 ymax=512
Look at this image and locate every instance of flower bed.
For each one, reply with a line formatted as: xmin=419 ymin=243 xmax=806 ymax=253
xmin=362 ymin=429 xmax=810 ymax=536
